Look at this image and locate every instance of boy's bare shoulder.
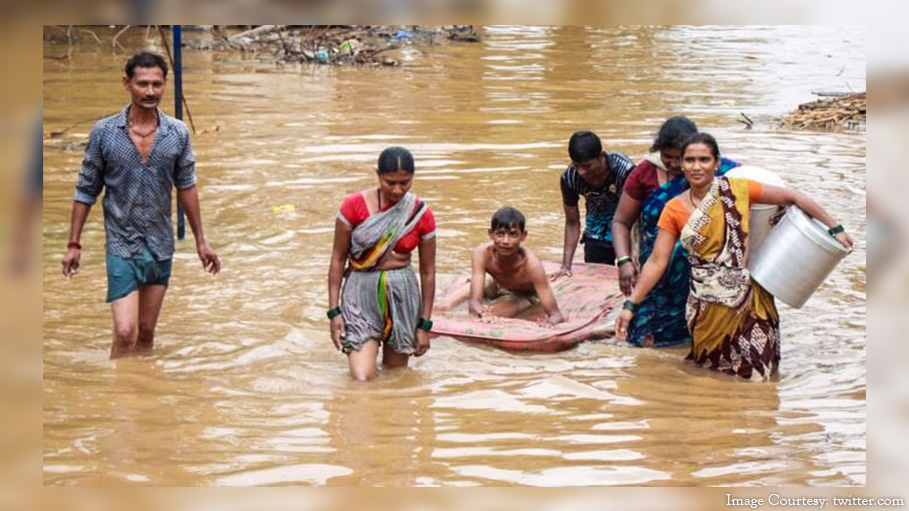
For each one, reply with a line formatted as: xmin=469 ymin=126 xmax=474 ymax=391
xmin=521 ymin=247 xmax=548 ymax=274
xmin=471 ymin=242 xmax=494 ymax=261
xmin=472 ymin=242 xmax=494 ymax=254
xmin=521 ymin=246 xmax=541 ymax=264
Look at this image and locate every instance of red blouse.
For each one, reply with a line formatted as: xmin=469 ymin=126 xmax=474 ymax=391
xmin=623 ymin=160 xmax=661 ymax=202
xmin=337 ymin=192 xmax=436 ymax=253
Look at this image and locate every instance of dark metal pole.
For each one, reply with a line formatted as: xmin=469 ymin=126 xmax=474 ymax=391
xmin=174 ymin=25 xmax=186 ymax=240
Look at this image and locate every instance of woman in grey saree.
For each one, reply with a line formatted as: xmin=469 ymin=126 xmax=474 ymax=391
xmin=327 ymin=147 xmax=437 ymax=381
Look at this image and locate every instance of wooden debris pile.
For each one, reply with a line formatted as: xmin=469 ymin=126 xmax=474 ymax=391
xmin=43 ymin=25 xmax=482 ymax=67
xmin=208 ymin=25 xmax=481 ymax=67
xmin=783 ymin=92 xmax=865 ymax=130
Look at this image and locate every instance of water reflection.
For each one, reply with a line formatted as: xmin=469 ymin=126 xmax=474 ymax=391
xmin=326 ymin=371 xmax=436 ymax=486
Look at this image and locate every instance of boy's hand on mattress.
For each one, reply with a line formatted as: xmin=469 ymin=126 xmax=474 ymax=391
xmin=478 ymin=314 xmax=503 ymax=325
xmin=615 ymin=310 xmax=633 ymax=341
xmin=533 ymin=311 xmax=565 ymax=328
xmin=414 ymin=329 xmax=431 ymax=357
xmin=470 ymin=302 xmax=505 ymax=324
xmin=330 ymin=316 xmax=346 ymax=351
xmin=468 ymin=300 xmax=487 ymax=318
xmin=535 ymin=318 xmax=556 ymax=329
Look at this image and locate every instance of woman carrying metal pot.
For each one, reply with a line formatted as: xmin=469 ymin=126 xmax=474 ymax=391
xmin=616 ymin=133 xmax=852 ymax=380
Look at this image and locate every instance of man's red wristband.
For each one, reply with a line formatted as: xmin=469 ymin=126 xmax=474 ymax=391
xmin=67 ymin=241 xmax=81 ymax=250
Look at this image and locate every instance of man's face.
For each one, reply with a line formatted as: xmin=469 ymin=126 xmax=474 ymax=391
xmin=123 ymin=66 xmax=166 ymax=111
xmin=488 ymin=225 xmax=527 ymax=255
xmin=573 ymin=153 xmax=605 ymax=182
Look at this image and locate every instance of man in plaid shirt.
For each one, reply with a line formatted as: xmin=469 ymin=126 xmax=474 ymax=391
xmin=62 ymin=52 xmax=220 ymax=359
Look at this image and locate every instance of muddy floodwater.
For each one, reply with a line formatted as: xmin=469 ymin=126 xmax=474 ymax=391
xmin=42 ymin=26 xmax=866 ymax=486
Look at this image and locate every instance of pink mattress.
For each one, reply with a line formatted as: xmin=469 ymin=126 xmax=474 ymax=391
xmin=431 ymin=262 xmax=624 ymax=352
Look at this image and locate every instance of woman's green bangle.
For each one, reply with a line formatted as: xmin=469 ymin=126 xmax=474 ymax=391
xmin=828 ymin=224 xmax=845 ymax=236
xmin=418 ymin=317 xmax=433 ymax=331
xmin=327 ymin=307 xmax=342 ymax=320
xmin=622 ymin=300 xmax=639 ymax=313
xmin=616 ymin=256 xmax=632 ymax=267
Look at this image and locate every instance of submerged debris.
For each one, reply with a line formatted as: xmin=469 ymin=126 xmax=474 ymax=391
xmin=783 ymin=92 xmax=865 ymax=131
xmin=44 ymin=25 xmax=482 ymax=67
xmin=198 ymin=25 xmax=481 ymax=67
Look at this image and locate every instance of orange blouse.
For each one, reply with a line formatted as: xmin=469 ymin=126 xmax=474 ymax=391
xmin=658 ymin=179 xmax=764 ymax=237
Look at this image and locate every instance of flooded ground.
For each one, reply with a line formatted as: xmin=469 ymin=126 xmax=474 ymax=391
xmin=42 ymin=26 xmax=866 ymax=486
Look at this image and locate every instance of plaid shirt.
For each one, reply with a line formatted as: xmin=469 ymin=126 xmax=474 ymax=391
xmin=74 ymin=105 xmax=196 ymax=261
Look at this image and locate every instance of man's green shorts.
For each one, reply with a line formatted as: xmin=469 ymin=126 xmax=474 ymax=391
xmin=105 ymin=248 xmax=172 ymax=303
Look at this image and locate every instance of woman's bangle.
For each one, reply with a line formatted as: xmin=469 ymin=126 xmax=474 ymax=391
xmin=616 ymin=256 xmax=632 ymax=267
xmin=327 ymin=307 xmax=342 ymax=320
xmin=622 ymin=300 xmax=639 ymax=313
xmin=827 ymin=224 xmax=845 ymax=236
xmin=67 ymin=241 xmax=81 ymax=250
xmin=417 ymin=317 xmax=433 ymax=331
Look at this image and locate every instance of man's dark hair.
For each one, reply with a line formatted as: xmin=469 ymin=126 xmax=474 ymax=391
xmin=490 ymin=207 xmax=526 ymax=232
xmin=650 ymin=116 xmax=698 ymax=153
xmin=568 ymin=130 xmax=603 ymax=163
xmin=681 ymin=132 xmax=721 ymax=161
xmin=377 ymin=146 xmax=415 ymax=174
xmin=125 ymin=52 xmax=168 ymax=79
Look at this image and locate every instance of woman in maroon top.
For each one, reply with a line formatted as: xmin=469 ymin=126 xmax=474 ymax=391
xmin=611 ymin=117 xmax=739 ymax=347
xmin=327 ymin=147 xmax=437 ymax=381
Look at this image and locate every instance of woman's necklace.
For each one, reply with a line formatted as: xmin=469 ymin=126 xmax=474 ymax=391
xmin=689 ymin=189 xmax=707 ymax=209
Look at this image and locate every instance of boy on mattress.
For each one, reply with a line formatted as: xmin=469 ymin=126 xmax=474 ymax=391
xmin=437 ymin=207 xmax=565 ymax=325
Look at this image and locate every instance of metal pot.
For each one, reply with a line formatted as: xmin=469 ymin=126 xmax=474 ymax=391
xmin=747 ymin=206 xmax=849 ymax=308
xmin=725 ymin=166 xmax=786 ymax=253
xmin=749 ymin=204 xmax=781 ymax=254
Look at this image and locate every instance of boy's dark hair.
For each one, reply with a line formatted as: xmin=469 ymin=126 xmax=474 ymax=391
xmin=490 ymin=207 xmax=526 ymax=232
xmin=650 ymin=116 xmax=698 ymax=153
xmin=568 ymin=130 xmax=603 ymax=163
xmin=125 ymin=52 xmax=168 ymax=79
xmin=377 ymin=146 xmax=415 ymax=174
xmin=681 ymin=132 xmax=721 ymax=161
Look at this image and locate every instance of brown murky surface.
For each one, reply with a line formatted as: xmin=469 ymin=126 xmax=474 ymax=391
xmin=42 ymin=26 xmax=866 ymax=486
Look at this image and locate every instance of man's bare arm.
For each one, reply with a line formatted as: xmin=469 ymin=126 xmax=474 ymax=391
xmin=61 ymin=201 xmax=92 ymax=278
xmin=556 ymin=204 xmax=581 ymax=277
